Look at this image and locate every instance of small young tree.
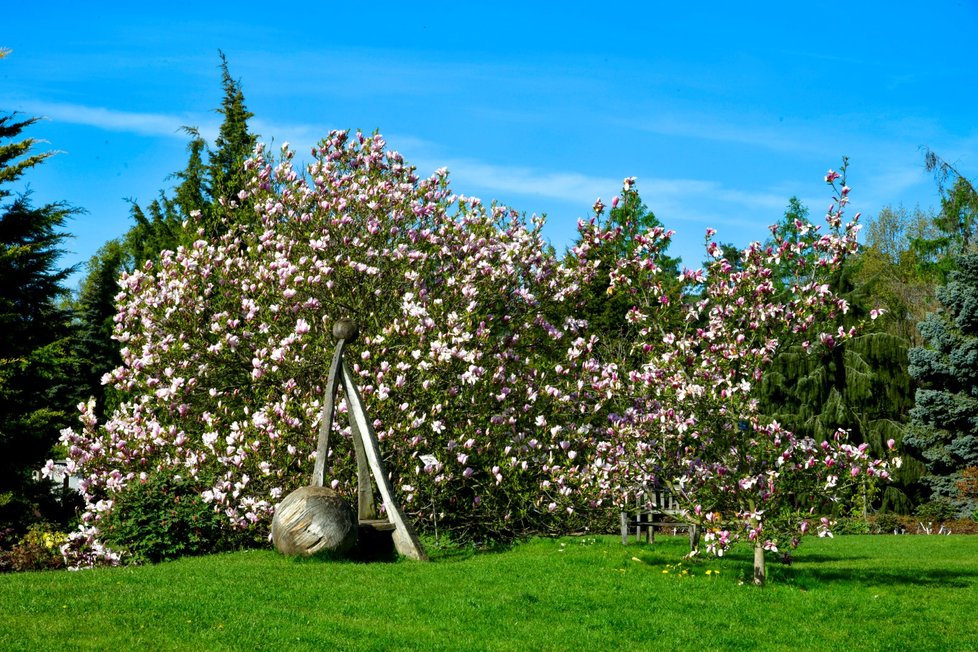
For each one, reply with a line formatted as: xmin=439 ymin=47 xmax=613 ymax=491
xmin=576 ymin=164 xmax=896 ymax=584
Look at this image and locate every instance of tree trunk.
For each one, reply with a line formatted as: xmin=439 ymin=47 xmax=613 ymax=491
xmin=753 ymin=542 xmax=766 ymax=586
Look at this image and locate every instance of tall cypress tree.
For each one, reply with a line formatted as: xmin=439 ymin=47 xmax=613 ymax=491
xmin=905 ymin=252 xmax=978 ymax=516
xmin=125 ymin=52 xmax=258 ymax=252
xmin=0 ymin=114 xmax=80 ymax=532
xmin=72 ymin=53 xmax=259 ymax=427
xmin=201 ymin=51 xmax=257 ymax=239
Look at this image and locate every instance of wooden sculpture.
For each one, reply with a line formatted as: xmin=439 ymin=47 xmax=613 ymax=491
xmin=271 ymin=319 xmax=427 ymax=561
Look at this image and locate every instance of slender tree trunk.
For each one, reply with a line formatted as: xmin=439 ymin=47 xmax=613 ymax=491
xmin=753 ymin=542 xmax=766 ymax=586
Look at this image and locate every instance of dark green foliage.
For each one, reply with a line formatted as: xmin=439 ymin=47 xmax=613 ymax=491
xmin=758 ymin=199 xmax=924 ymax=512
xmin=124 ymin=52 xmax=258 ymax=263
xmin=766 ymin=196 xmax=815 ymax=290
xmin=72 ymin=241 xmax=127 ymax=420
xmin=914 ymin=498 xmax=958 ymax=522
xmin=172 ymin=128 xmax=208 ymax=220
xmin=906 ymin=252 xmax=978 ymax=516
xmin=871 ymin=512 xmax=903 ymax=533
xmin=0 ymin=114 xmax=81 ymax=535
xmin=98 ymin=473 xmax=241 ymax=564
xmin=72 ymin=54 xmax=259 ymax=424
xmin=123 ymin=197 xmax=182 ymax=266
xmin=202 ymin=51 xmax=257 ymax=238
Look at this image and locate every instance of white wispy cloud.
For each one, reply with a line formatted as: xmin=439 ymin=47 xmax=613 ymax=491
xmin=8 ymin=99 xmax=206 ymax=139
xmin=632 ymin=113 xmax=825 ymax=156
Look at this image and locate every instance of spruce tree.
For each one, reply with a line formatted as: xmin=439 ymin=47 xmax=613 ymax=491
xmin=905 ymin=252 xmax=978 ymax=516
xmin=0 ymin=114 xmax=80 ymax=532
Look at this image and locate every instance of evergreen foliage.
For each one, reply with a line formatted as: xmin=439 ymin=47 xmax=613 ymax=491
xmin=124 ymin=52 xmax=258 ymax=267
xmin=202 ymin=51 xmax=257 ymax=238
xmin=73 ymin=54 xmax=258 ymax=423
xmin=0 ymin=114 xmax=80 ymax=533
xmin=569 ymin=181 xmax=680 ymax=359
xmin=72 ymin=240 xmax=127 ymax=421
xmin=757 ymin=199 xmax=924 ymax=512
xmin=905 ymin=252 xmax=978 ymax=516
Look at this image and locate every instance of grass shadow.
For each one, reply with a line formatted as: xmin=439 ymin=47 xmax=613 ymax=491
xmin=792 ymin=565 xmax=978 ymax=588
xmin=422 ymin=535 xmax=518 ymax=563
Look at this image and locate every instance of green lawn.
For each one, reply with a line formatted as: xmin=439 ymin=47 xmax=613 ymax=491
xmin=2 ymin=534 xmax=976 ymax=651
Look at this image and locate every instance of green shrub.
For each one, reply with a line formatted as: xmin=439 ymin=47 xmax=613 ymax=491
xmin=914 ymin=499 xmax=957 ymax=522
xmin=98 ymin=474 xmax=240 ymax=564
xmin=832 ymin=517 xmax=871 ymax=535
xmin=4 ymin=524 xmax=68 ymax=572
xmin=872 ymin=513 xmax=903 ymax=534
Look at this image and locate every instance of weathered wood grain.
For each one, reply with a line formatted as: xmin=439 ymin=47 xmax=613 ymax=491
xmin=271 ymin=486 xmax=357 ymax=557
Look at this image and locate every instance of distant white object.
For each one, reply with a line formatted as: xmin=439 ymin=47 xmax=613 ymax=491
xmin=34 ymin=460 xmax=82 ymax=493
xmin=420 ymin=454 xmax=440 ymax=467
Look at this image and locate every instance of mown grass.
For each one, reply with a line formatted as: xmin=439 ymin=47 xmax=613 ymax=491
xmin=2 ymin=534 xmax=977 ymax=651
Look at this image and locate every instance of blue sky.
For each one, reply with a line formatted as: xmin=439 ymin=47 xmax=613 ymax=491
xmin=3 ymin=2 xmax=977 ymax=287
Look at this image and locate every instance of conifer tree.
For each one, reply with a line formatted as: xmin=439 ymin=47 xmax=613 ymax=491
xmin=905 ymin=252 xmax=978 ymax=516
xmin=72 ymin=240 xmax=127 ymax=421
xmin=570 ymin=180 xmax=680 ymax=361
xmin=201 ymin=51 xmax=257 ymax=238
xmin=759 ymin=260 xmax=923 ymax=512
xmin=72 ymin=53 xmax=259 ymax=427
xmin=0 ymin=114 xmax=80 ymax=532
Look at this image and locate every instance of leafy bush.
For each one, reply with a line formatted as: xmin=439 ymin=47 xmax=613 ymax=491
xmin=98 ymin=473 xmax=241 ymax=564
xmin=872 ymin=513 xmax=904 ymax=534
xmin=915 ymin=499 xmax=957 ymax=522
xmin=832 ymin=518 xmax=871 ymax=535
xmin=3 ymin=524 xmax=68 ymax=572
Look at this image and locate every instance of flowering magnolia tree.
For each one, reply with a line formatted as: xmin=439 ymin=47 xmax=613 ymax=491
xmin=573 ymin=165 xmax=898 ymax=584
xmin=55 ymin=126 xmax=895 ymax=582
xmin=57 ymin=131 xmax=614 ymax=566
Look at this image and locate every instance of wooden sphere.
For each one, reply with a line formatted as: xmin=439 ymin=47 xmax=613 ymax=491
xmin=332 ymin=319 xmax=359 ymax=342
xmin=271 ymin=486 xmax=357 ymax=557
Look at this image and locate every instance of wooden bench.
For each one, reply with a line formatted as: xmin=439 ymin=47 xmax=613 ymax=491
xmin=620 ymin=488 xmax=699 ymax=550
